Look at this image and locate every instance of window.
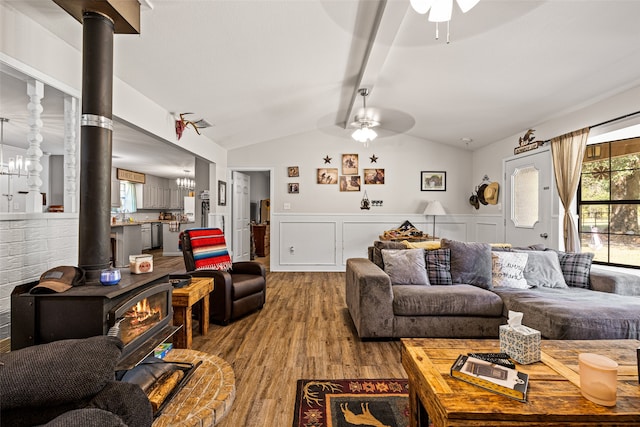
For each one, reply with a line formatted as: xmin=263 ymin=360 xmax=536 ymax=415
xmin=120 ymin=181 xmax=137 ymax=213
xmin=578 ymin=138 xmax=640 ymax=268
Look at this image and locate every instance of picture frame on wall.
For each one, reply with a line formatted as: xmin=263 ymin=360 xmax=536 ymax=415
xmin=218 ymin=180 xmax=227 ymax=205
xmin=421 ymin=171 xmax=446 ymax=191
xmin=364 ymin=168 xmax=385 ymax=184
xmin=317 ymin=168 xmax=338 ymax=184
xmin=288 ymin=183 xmax=300 ymax=194
xmin=339 ymin=175 xmax=361 ymax=192
xmin=287 ymin=166 xmax=299 ymax=177
xmin=342 ymin=154 xmax=358 ymax=175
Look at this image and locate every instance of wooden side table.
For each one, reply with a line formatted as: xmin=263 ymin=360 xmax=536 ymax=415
xmin=171 ymin=278 xmax=214 ymax=349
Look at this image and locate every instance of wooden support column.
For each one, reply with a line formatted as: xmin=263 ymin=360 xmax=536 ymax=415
xmin=25 ymin=79 xmax=44 ymax=213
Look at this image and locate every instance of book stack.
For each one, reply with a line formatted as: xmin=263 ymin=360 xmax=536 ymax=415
xmin=450 ymin=354 xmax=529 ymax=402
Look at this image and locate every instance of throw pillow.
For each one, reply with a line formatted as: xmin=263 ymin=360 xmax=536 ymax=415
xmin=425 ymin=248 xmax=453 ymax=285
xmin=381 ymin=248 xmax=430 ymax=286
xmin=491 ymin=251 xmax=530 ymax=289
xmin=402 ymin=240 xmax=442 ymax=250
xmin=515 ymin=250 xmax=568 ymax=288
xmin=441 ymin=238 xmax=492 ymax=289
xmin=550 ymin=250 xmax=595 ymax=288
xmin=372 ymin=240 xmax=406 ymax=269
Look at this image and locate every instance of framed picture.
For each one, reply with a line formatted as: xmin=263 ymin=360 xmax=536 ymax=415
xmin=339 ymin=175 xmax=361 ymax=192
xmin=218 ymin=180 xmax=227 ymax=205
xmin=317 ymin=168 xmax=338 ymax=184
xmin=288 ymin=166 xmax=299 ymax=177
xmin=288 ymin=183 xmax=300 ymax=194
xmin=421 ymin=171 xmax=446 ymax=191
xmin=342 ymin=154 xmax=359 ymax=175
xmin=364 ymin=168 xmax=385 ymax=185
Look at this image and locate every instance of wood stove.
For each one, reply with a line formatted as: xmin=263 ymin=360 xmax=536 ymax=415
xmin=11 ymin=269 xmax=179 ymax=370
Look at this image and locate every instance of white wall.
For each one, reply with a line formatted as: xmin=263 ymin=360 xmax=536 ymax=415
xmin=229 ymin=130 xmax=474 ymax=216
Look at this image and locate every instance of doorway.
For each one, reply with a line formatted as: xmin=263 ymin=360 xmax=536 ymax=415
xmin=229 ymin=168 xmax=273 ymax=270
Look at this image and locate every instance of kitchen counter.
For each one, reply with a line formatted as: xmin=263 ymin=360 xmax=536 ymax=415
xmin=111 ymin=219 xmax=183 ymax=227
xmin=162 ymin=221 xmax=196 ymax=257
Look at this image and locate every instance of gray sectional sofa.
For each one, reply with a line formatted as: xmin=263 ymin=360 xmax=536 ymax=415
xmin=345 ymin=239 xmax=640 ymax=340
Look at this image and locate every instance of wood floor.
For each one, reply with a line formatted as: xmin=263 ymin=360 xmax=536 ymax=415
xmin=190 ymin=271 xmax=406 ymax=427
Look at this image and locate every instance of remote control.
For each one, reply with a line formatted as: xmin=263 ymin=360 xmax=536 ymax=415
xmin=468 ymin=353 xmax=516 ymax=369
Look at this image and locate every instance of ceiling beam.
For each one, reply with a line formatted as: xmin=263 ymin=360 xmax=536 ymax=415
xmin=342 ymin=0 xmax=409 ymax=129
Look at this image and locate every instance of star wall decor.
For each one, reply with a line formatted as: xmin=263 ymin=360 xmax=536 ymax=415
xmin=323 ymin=155 xmax=332 ymax=164
xmin=370 ymin=154 xmax=378 ymax=163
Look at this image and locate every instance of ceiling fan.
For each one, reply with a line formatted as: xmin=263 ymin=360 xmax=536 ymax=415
xmin=410 ymin=0 xmax=480 ymax=21
xmin=350 ymin=88 xmax=380 ymax=148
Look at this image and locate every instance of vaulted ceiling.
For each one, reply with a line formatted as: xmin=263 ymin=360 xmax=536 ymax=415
xmin=2 ymin=0 xmax=640 ymax=178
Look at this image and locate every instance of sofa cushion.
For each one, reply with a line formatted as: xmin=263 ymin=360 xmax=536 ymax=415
xmin=516 ymin=250 xmax=568 ymax=288
xmin=393 ymin=284 xmax=503 ymax=316
xmin=425 ymin=248 xmax=452 ymax=285
xmin=550 ymin=250 xmax=595 ymax=288
xmin=493 ymin=286 xmax=640 ymax=339
xmin=491 ymin=251 xmax=529 ymax=289
xmin=382 ymin=249 xmax=430 ymax=285
xmin=441 ymin=239 xmax=492 ymax=289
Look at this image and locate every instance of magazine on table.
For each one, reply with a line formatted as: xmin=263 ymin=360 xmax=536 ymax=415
xmin=450 ymin=354 xmax=529 ymax=402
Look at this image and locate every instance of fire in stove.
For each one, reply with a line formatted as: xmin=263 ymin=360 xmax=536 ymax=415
xmin=120 ymin=293 xmax=166 ymax=346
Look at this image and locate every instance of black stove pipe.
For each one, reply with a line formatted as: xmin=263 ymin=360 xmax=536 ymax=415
xmin=78 ymin=11 xmax=115 ymax=282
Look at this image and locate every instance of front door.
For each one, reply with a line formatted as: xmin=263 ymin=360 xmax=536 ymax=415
xmin=231 ymin=171 xmax=251 ymax=261
xmin=504 ymin=148 xmax=554 ymax=247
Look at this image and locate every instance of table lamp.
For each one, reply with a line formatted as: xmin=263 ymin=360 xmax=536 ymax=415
xmin=423 ymin=200 xmax=446 ymax=239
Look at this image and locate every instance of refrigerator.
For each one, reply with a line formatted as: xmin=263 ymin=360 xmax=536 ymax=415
xmin=184 ymin=196 xmax=195 ymax=223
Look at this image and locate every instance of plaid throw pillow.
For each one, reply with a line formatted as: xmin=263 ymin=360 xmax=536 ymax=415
xmin=551 ymin=250 xmax=594 ymax=288
xmin=425 ymin=248 xmax=452 ymax=285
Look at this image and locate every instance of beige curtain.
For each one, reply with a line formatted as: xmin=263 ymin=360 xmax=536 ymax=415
xmin=550 ymin=127 xmax=590 ymax=252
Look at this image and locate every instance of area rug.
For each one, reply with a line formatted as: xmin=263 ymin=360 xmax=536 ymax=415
xmin=292 ymin=379 xmax=409 ymax=427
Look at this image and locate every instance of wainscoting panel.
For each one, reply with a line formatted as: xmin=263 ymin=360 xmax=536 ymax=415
xmin=279 ymin=220 xmax=337 ymax=265
xmin=271 ymin=213 xmax=504 ymax=272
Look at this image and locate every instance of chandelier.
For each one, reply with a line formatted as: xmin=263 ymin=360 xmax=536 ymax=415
xmin=176 ymin=170 xmax=195 ymax=190
xmin=350 ymin=88 xmax=379 ymax=148
xmin=0 ymin=117 xmax=28 ymax=177
xmin=410 ymin=0 xmax=481 ymax=43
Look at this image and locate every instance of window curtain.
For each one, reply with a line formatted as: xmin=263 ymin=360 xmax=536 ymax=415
xmin=121 ymin=181 xmax=137 ymax=213
xmin=550 ymin=127 xmax=590 ymax=252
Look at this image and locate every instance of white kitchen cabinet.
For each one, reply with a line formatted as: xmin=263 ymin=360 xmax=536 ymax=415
xmin=110 ymin=168 xmax=120 ymax=207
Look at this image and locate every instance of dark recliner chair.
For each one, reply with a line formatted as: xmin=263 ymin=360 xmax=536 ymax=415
xmin=181 ymin=228 xmax=266 ymax=325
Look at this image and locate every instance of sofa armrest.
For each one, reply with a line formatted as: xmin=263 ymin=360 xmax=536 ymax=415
xmin=345 ymin=258 xmax=394 ymax=338
xmin=590 ymin=265 xmax=640 ymax=296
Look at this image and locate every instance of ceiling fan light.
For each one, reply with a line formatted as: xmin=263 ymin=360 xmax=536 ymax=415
xmin=456 ymin=0 xmax=480 ymax=13
xmin=428 ymin=0 xmax=453 ymax=22
xmin=362 ymin=127 xmax=377 ymax=141
xmin=410 ymin=0 xmax=433 ymax=15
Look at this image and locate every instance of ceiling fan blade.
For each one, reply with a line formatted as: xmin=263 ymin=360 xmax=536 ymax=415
xmin=429 ymin=0 xmax=453 ymax=22
xmin=456 ymin=0 xmax=481 ymax=13
xmin=410 ymin=0 xmax=434 ymax=15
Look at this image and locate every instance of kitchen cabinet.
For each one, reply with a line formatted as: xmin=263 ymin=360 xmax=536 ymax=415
xmin=110 ymin=168 xmax=120 ymax=207
xmin=141 ymin=223 xmax=152 ymax=250
xmin=136 ymin=175 xmax=173 ymax=209
xmin=111 ymin=224 xmax=142 ymax=268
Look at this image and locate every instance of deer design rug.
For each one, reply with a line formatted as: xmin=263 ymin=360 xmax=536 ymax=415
xmin=292 ymin=379 xmax=409 ymax=427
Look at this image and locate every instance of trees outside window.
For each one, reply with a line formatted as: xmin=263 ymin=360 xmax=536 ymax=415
xmin=578 ymin=138 xmax=640 ymax=267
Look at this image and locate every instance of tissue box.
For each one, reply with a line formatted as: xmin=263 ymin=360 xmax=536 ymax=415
xmin=154 ymin=343 xmax=173 ymax=359
xmin=499 ymin=324 xmax=541 ymax=364
xmin=129 ymin=254 xmax=153 ymax=274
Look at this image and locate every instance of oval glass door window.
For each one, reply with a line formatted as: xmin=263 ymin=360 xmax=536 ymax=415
xmin=511 ymin=165 xmax=539 ymax=228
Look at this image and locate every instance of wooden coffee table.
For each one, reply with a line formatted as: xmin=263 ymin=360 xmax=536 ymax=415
xmin=402 ymin=338 xmax=640 ymax=426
